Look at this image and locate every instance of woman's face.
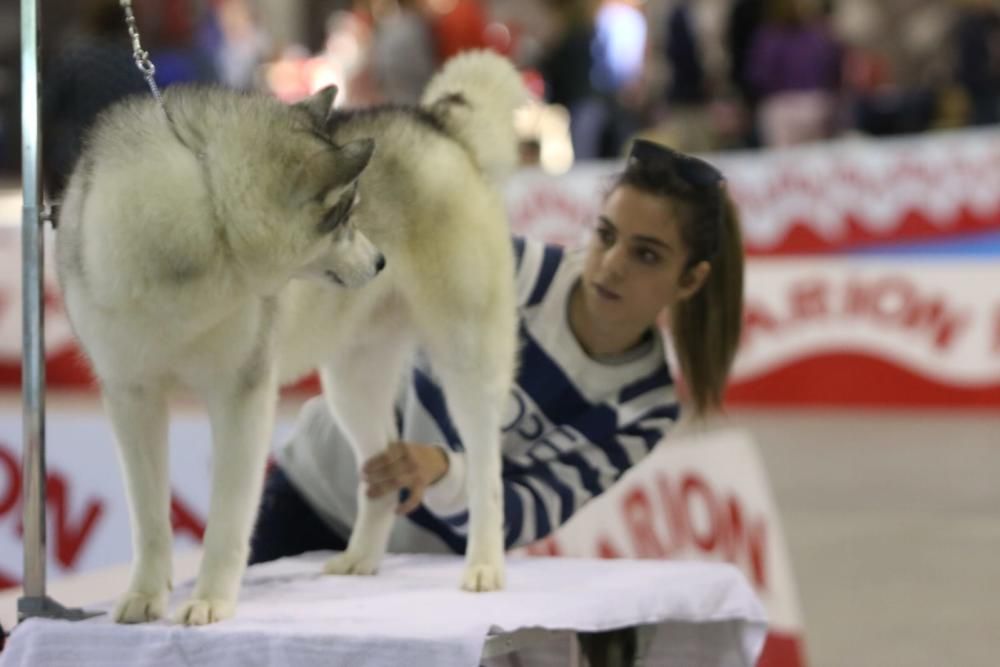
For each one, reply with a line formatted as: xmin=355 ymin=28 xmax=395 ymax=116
xmin=579 ymin=185 xmax=707 ymax=332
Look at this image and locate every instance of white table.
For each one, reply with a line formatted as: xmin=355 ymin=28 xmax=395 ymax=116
xmin=0 ymin=553 xmax=766 ymax=667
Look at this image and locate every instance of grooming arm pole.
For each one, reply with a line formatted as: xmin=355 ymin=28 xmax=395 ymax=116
xmin=17 ymin=0 xmax=100 ymax=622
xmin=19 ymin=0 xmax=47 ymax=613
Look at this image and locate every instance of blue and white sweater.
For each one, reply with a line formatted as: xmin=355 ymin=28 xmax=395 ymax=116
xmin=278 ymin=238 xmax=680 ymax=553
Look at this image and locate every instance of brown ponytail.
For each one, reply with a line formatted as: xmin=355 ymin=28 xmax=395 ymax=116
xmin=670 ymin=192 xmax=744 ymax=415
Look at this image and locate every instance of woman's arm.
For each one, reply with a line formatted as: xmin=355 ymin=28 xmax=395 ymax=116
xmin=366 ymin=401 xmax=678 ymax=549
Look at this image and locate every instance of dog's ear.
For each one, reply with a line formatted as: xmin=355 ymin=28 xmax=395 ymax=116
xmin=335 ymin=138 xmax=375 ymax=184
xmin=294 ymin=85 xmax=338 ymax=126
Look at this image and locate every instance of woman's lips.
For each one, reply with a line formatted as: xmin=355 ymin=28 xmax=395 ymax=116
xmin=593 ymin=283 xmax=621 ymax=300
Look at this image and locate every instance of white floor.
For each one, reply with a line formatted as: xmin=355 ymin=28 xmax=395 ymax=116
xmin=726 ymin=409 xmax=1000 ymax=667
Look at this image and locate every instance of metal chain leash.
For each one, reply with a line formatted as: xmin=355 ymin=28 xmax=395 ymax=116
xmin=119 ymin=0 xmax=174 ymax=124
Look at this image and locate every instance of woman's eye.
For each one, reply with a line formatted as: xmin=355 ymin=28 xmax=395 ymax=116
xmin=636 ymin=248 xmax=661 ymax=265
xmin=597 ymin=227 xmax=614 ymax=245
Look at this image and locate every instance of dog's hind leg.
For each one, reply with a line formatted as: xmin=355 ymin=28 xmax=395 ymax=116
xmin=425 ymin=330 xmax=512 ymax=592
xmin=411 ymin=235 xmax=518 ymax=591
xmin=101 ymin=380 xmax=173 ymax=623
xmin=174 ymin=369 xmax=278 ymax=625
xmin=318 ymin=320 xmax=415 ymax=577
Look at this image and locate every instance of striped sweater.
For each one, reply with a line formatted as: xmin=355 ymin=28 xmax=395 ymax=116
xmin=278 ymin=238 xmax=680 ymax=553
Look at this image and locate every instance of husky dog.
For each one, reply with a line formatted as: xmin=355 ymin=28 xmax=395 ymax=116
xmin=57 ymin=50 xmax=525 ymax=625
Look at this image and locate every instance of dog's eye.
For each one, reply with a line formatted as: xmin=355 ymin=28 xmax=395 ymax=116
xmin=317 ymin=183 xmax=357 ymax=234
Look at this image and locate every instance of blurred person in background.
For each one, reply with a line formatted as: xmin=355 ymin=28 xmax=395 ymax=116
xmin=0 ymin=2 xmax=16 ymax=174
xmin=590 ymin=0 xmax=647 ymax=156
xmin=427 ymin=0 xmax=489 ymax=63
xmin=323 ymin=7 xmax=379 ymax=106
xmin=652 ymin=0 xmax=714 ymax=153
xmin=725 ymin=0 xmax=764 ymax=147
xmin=536 ymin=0 xmax=647 ymax=160
xmin=952 ymin=0 xmax=1000 ymax=126
xmin=199 ymin=0 xmax=272 ymax=91
xmin=536 ymin=0 xmax=603 ymax=159
xmin=41 ymin=0 xmax=149 ymax=200
xmin=840 ymin=0 xmax=950 ymax=137
xmin=747 ymin=0 xmax=843 ymax=146
xmin=370 ymin=0 xmax=437 ymax=103
xmin=146 ymin=0 xmax=218 ymax=87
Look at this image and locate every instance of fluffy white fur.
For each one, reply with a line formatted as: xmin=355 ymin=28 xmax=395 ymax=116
xmin=57 ymin=50 xmax=525 ymax=625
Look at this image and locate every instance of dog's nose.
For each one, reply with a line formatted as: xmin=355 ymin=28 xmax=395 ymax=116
xmin=375 ymin=254 xmax=386 ymax=273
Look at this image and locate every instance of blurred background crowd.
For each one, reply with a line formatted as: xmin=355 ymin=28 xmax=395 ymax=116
xmin=0 ymin=0 xmax=998 ymax=180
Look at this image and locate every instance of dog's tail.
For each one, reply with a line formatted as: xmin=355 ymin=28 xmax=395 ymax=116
xmin=422 ymin=50 xmax=527 ymax=181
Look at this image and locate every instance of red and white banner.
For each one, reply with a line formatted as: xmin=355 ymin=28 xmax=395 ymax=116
xmin=506 ymin=127 xmax=1000 ymax=255
xmin=0 ymin=407 xmax=299 ymax=588
xmin=0 ymin=409 xmax=205 ymax=588
xmin=733 ymin=259 xmax=1000 ymax=406
xmin=513 ymin=429 xmax=806 ymax=667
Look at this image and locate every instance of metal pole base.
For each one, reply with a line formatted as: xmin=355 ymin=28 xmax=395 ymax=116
xmin=482 ymin=628 xmax=575 ymax=660
xmin=17 ymin=595 xmax=104 ymax=622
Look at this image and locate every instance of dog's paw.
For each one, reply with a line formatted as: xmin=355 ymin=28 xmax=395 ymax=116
xmin=173 ymin=597 xmax=234 ymax=626
xmin=113 ymin=590 xmax=167 ymax=624
xmin=323 ymin=550 xmax=381 ymax=576
xmin=461 ymin=562 xmax=505 ymax=592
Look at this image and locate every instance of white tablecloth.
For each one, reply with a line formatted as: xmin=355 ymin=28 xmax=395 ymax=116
xmin=0 ymin=553 xmax=766 ymax=667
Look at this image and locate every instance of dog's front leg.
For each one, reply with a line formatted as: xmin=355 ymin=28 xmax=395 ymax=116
xmin=174 ymin=369 xmax=278 ymax=625
xmin=436 ymin=371 xmax=506 ymax=592
xmin=102 ymin=381 xmax=173 ymax=623
xmin=317 ymin=330 xmax=414 ymax=577
xmin=422 ymin=310 xmax=513 ymax=592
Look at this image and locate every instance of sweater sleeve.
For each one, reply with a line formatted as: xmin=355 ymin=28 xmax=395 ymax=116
xmin=419 ymin=401 xmax=679 ymax=549
xmin=512 ymin=236 xmax=565 ymax=309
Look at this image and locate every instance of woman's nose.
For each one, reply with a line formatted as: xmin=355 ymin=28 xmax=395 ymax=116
xmin=600 ymin=245 xmax=628 ymax=281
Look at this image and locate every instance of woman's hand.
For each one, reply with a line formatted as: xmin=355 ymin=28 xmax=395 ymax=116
xmin=361 ymin=441 xmax=450 ymax=515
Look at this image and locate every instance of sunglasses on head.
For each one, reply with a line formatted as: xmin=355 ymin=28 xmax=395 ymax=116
xmin=627 ymin=139 xmax=726 ymax=263
xmin=627 ymin=139 xmax=724 ymax=189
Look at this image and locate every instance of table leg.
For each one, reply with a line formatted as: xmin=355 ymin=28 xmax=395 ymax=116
xmin=577 ymin=627 xmax=638 ymax=667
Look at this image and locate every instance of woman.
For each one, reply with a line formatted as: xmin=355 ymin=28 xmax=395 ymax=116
xmin=249 ymin=138 xmax=744 ymax=562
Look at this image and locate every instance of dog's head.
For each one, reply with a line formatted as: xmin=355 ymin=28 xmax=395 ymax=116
xmin=289 ymin=135 xmax=385 ymax=288
xmin=264 ymin=86 xmax=382 ymax=288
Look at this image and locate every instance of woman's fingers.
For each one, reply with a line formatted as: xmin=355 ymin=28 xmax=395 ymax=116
xmin=362 ymin=442 xmax=409 ymax=477
xmin=364 ymin=444 xmax=413 ymax=483
xmin=364 ymin=445 xmax=418 ymax=497
xmin=365 ymin=470 xmax=418 ymax=497
xmin=361 ymin=442 xmax=433 ymax=513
